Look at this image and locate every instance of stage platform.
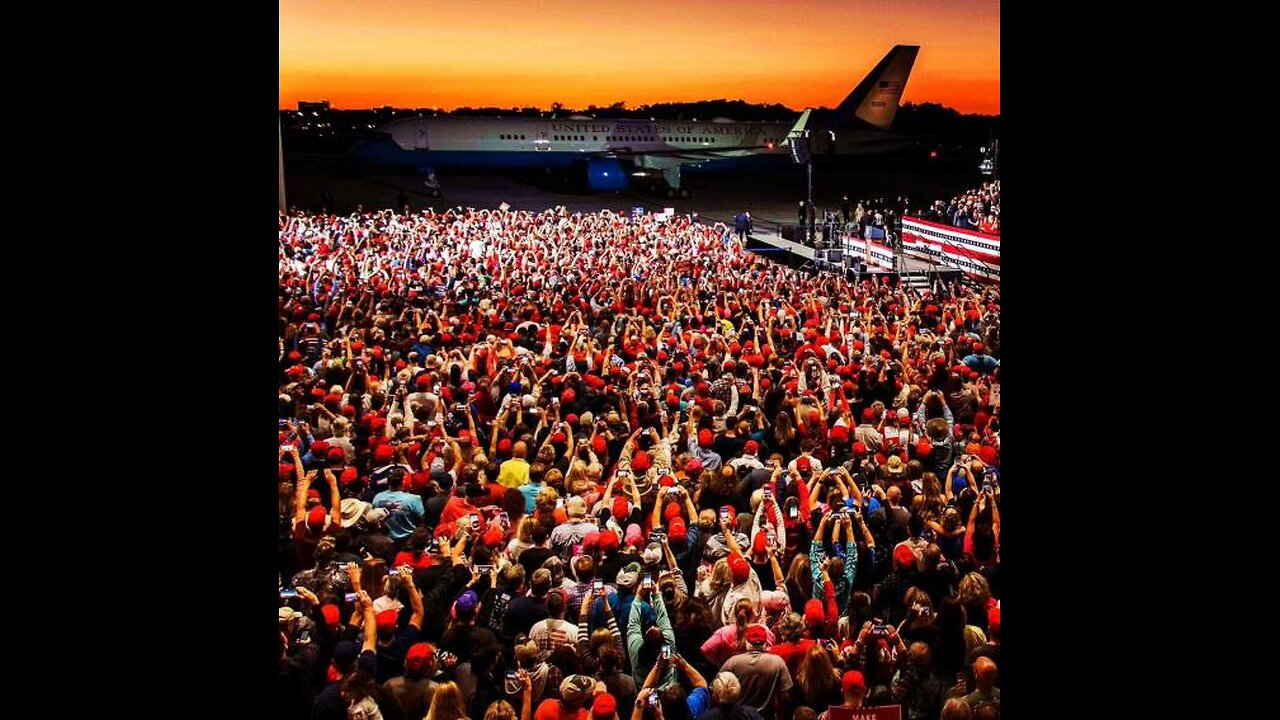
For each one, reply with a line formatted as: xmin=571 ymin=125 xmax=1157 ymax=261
xmin=745 ymin=226 xmax=947 ymax=279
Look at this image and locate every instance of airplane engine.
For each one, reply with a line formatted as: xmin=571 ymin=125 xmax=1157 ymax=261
xmin=585 ymin=159 xmax=629 ymax=192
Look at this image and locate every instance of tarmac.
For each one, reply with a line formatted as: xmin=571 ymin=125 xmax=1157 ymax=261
xmin=282 ymin=152 xmax=982 ymax=275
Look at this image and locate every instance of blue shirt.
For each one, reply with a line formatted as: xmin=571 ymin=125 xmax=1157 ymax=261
xmin=518 ymin=480 xmax=545 ymax=513
xmin=686 ymin=686 xmax=711 ymax=717
xmin=410 ymin=343 xmax=433 ymax=364
xmin=371 ymin=490 xmax=425 ymax=541
xmin=962 ymin=354 xmax=1000 ymax=373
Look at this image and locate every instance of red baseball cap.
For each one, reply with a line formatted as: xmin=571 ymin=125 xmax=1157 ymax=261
xmin=306 ymin=505 xmax=327 ymax=530
xmin=804 ymin=599 xmax=825 ymax=628
xmin=728 ymin=553 xmax=750 ymax=584
xmin=375 ymin=609 xmax=398 ymax=633
xmin=632 ymin=451 xmax=651 ymax=472
xmin=404 ymin=642 xmax=435 ymax=674
xmin=592 ymin=693 xmax=618 ymax=720
xmin=668 ymin=517 xmax=688 ymax=542
xmin=842 ymin=670 xmax=867 ymax=694
xmin=321 ymin=604 xmax=340 ymax=629
xmin=893 ymin=544 xmax=917 ymax=569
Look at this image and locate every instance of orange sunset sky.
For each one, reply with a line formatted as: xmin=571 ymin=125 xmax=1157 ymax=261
xmin=280 ymin=0 xmax=999 ymax=115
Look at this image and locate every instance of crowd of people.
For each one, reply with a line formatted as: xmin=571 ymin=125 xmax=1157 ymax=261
xmin=915 ymin=183 xmax=999 ymax=235
xmin=278 ymin=206 xmax=1003 ymax=720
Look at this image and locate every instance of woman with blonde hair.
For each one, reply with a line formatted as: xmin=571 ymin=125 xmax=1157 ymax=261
xmin=767 ymin=611 xmax=811 ymax=679
xmin=919 ymin=472 xmax=946 ymax=518
xmin=485 ymin=699 xmax=519 ymax=720
xmin=531 ymin=487 xmax=560 ymax=527
xmin=695 ymin=558 xmax=733 ymax=623
xmin=425 ymin=681 xmax=470 ymax=720
xmin=470 ymin=454 xmax=491 ymax=485
xmin=700 ymin=597 xmax=775 ymax=667
xmin=962 ymin=625 xmax=988 ymax=661
xmin=796 ymin=644 xmax=843 ymax=709
xmin=565 ymin=460 xmax=594 ymax=497
xmin=958 ymin=572 xmax=993 ymax=635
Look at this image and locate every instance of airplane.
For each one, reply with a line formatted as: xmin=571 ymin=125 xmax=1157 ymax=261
xmin=352 ymin=45 xmax=919 ymax=197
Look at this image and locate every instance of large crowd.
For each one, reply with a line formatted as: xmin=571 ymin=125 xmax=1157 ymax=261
xmin=916 ymin=183 xmax=999 ymax=235
xmin=278 ymin=206 xmax=1002 ymax=720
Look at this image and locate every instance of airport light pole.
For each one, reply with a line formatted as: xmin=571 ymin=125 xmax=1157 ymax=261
xmin=805 ymin=129 xmax=813 ymax=245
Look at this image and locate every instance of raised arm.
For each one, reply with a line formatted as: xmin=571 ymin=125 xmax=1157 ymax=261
xmin=293 ymin=456 xmax=313 ymax=525
xmin=325 ymin=469 xmax=342 ymax=527
xmin=359 ymin=591 xmax=377 ymax=654
xmin=651 ymin=486 xmax=667 ymax=530
xmin=403 ymin=568 xmax=425 ymax=630
xmin=674 ymin=652 xmax=708 ymax=689
xmin=720 ymin=519 xmax=743 ymax=557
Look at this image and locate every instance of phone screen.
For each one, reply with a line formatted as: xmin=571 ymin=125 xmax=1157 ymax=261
xmin=787 ymin=505 xmax=798 ymax=518
xmin=280 ymin=588 xmax=298 ymax=598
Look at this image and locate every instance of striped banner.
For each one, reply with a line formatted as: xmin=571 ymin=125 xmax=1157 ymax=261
xmin=901 ymin=217 xmax=1000 ymax=282
xmin=846 ymin=237 xmax=897 ymax=270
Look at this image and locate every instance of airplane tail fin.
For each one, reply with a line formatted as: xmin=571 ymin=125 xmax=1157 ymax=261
xmin=833 ymin=45 xmax=919 ymax=130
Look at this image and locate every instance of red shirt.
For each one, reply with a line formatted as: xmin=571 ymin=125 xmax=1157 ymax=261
xmin=769 ymin=638 xmax=816 ymax=679
xmin=438 ymin=496 xmax=479 ymax=536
